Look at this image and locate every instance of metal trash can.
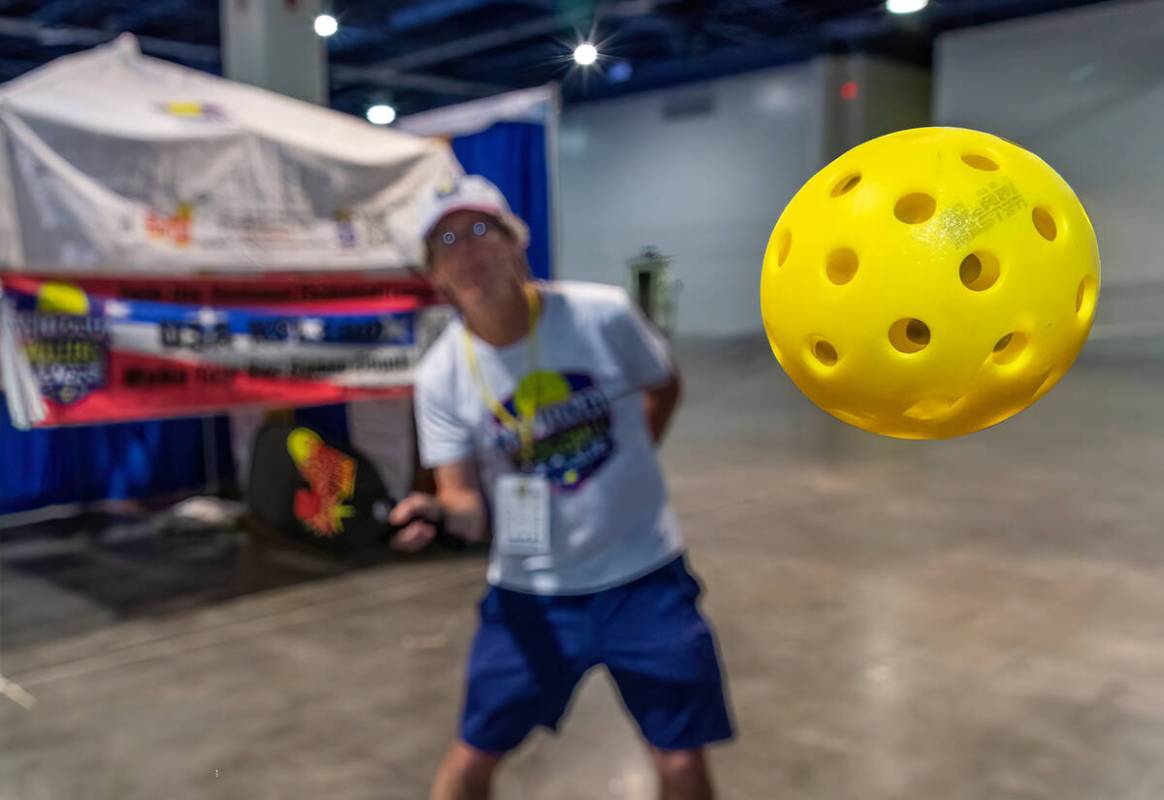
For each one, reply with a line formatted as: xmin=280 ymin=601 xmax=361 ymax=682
xmin=627 ymin=247 xmax=681 ymax=338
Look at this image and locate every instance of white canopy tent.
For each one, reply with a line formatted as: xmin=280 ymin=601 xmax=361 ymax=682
xmin=396 ymin=84 xmax=557 ymax=137
xmin=0 ymin=34 xmax=460 ymax=273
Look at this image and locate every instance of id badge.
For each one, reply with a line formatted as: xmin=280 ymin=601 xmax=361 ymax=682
xmin=494 ymin=474 xmax=551 ymax=555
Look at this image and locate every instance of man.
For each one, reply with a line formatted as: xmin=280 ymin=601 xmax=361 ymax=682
xmin=390 ymin=176 xmax=733 ymax=800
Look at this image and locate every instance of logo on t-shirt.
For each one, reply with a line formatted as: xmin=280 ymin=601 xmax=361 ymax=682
xmin=490 ymin=371 xmax=614 ymax=490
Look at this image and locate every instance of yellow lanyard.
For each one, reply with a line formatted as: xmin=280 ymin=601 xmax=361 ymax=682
xmin=463 ymin=284 xmax=542 ymax=466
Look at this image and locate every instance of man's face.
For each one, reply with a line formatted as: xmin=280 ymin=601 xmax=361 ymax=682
xmin=426 ymin=210 xmax=524 ymax=308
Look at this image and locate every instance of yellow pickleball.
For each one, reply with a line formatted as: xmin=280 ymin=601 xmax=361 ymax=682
xmin=760 ymin=127 xmax=1100 ymax=439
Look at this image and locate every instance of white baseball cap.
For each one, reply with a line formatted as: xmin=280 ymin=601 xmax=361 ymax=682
xmin=417 ymin=175 xmax=530 ymax=250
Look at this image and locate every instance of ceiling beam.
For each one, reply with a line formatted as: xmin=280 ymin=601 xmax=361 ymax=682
xmin=388 ymin=0 xmax=553 ymax=33
xmin=330 ymin=65 xmax=510 ymax=96
xmin=377 ymin=0 xmax=683 ymax=72
xmin=32 ymin=0 xmax=88 ymax=26
xmin=0 ymin=16 xmax=508 ymax=97
xmin=0 ymin=16 xmax=220 ymax=64
xmin=115 ymin=0 xmax=193 ymax=32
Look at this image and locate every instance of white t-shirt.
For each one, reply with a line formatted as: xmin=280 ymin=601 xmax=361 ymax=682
xmin=414 ymin=281 xmax=683 ymax=595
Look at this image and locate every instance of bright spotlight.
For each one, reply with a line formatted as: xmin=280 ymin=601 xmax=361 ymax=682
xmin=314 ymin=14 xmax=339 ymax=37
xmin=573 ymin=42 xmax=599 ymax=66
xmin=366 ymin=104 xmax=396 ymax=126
xmin=886 ymin=0 xmax=928 ymax=13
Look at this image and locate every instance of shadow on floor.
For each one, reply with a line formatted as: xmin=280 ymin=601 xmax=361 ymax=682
xmin=0 ymin=508 xmax=484 ymax=650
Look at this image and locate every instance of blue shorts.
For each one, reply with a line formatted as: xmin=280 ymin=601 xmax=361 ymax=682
xmin=460 ymin=555 xmax=734 ymax=754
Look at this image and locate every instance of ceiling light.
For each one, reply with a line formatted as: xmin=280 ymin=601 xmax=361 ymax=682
xmin=574 ymin=42 xmax=598 ymax=66
xmin=886 ymin=0 xmax=928 ymax=14
xmin=366 ymin=104 xmax=397 ymax=125
xmin=314 ymin=14 xmax=339 ymax=37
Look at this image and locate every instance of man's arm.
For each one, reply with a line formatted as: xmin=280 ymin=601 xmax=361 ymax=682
xmin=389 ymin=460 xmax=487 ymax=552
xmin=644 ymin=368 xmax=682 ymax=445
xmin=602 ymin=292 xmax=682 ymax=446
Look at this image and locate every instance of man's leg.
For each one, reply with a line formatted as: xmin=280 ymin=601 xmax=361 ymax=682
xmin=651 ymin=747 xmax=714 ymax=800
xmin=601 ymin=559 xmax=734 ymax=798
xmin=431 ymin=741 xmax=503 ymax=800
xmin=442 ymin=586 xmax=592 ymax=798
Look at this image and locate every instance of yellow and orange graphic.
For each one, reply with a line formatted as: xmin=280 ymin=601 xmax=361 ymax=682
xmin=287 ymin=428 xmax=357 ymax=537
xmin=145 ymin=202 xmax=194 ymax=247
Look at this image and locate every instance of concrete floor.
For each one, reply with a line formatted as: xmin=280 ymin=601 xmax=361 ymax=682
xmin=2 ymin=338 xmax=1164 ymax=799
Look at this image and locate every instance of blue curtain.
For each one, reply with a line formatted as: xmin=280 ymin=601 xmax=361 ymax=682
xmin=0 ymin=404 xmax=233 ymax=515
xmin=1 ymin=119 xmax=551 ymax=514
xmin=452 ymin=121 xmax=552 ymax=280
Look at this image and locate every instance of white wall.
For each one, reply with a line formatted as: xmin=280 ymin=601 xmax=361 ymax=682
xmin=936 ymin=0 xmax=1164 ymax=299
xmin=557 ymin=57 xmax=930 ymax=337
xmin=557 ymin=64 xmax=818 ymax=337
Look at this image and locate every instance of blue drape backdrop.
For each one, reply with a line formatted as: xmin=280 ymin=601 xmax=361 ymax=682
xmin=453 ymin=121 xmax=551 ymax=280
xmin=0 ymin=405 xmax=233 ymax=514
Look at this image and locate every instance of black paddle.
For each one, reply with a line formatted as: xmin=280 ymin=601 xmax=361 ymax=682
xmin=246 ymin=423 xmax=443 ymax=554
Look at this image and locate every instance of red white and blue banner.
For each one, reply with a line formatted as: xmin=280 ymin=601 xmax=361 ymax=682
xmin=0 ymin=273 xmax=449 ymax=429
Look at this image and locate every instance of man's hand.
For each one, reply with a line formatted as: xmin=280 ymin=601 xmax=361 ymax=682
xmin=389 ymin=492 xmax=443 ymax=552
xmin=644 ymin=370 xmax=682 ymax=445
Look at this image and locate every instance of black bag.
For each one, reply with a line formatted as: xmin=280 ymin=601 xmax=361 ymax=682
xmin=247 ymin=423 xmax=396 ymax=554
